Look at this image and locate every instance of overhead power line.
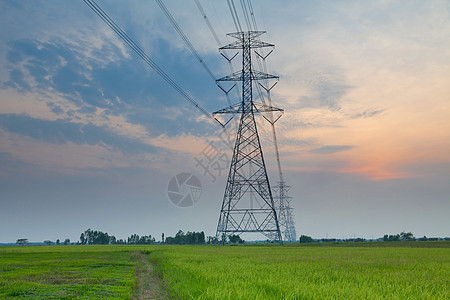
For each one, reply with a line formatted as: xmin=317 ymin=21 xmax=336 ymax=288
xmin=227 ymin=0 xmax=242 ymax=32
xmin=193 ymin=0 xmax=221 ymax=46
xmin=240 ymin=0 xmax=252 ymax=30
xmin=193 ymin=0 xmax=240 ymax=105
xmin=82 ymin=0 xmax=222 ymax=127
xmin=155 ymin=0 xmax=216 ymax=81
xmin=156 ymin=0 xmax=233 ymax=107
xmin=247 ymin=0 xmax=258 ymax=31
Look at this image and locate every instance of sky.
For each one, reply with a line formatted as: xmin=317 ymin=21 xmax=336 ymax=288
xmin=0 ymin=0 xmax=449 ymax=243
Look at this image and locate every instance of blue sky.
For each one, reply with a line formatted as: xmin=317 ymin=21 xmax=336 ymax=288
xmin=1 ymin=0 xmax=449 ymax=243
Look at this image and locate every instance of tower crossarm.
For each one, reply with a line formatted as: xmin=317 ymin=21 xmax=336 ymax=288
xmin=220 ymin=31 xmax=274 ymax=50
xmin=212 ymin=102 xmax=283 ymax=115
xmin=252 ymin=70 xmax=279 ymax=81
xmin=228 ymin=31 xmax=266 ymax=39
xmin=253 ymin=102 xmax=283 ymax=114
xmin=216 ymin=70 xmax=278 ymax=82
xmin=212 ymin=102 xmax=242 ymax=115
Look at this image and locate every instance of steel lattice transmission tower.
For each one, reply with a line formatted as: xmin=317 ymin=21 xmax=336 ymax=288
xmin=214 ymin=31 xmax=282 ymax=244
xmin=273 ymin=181 xmax=296 ymax=241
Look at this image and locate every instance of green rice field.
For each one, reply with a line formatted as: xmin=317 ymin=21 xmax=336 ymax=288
xmin=0 ymin=242 xmax=449 ymax=299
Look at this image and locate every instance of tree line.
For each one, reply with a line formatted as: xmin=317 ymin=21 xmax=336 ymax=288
xmin=15 ymin=230 xmax=447 ymax=245
xmin=79 ymin=229 xmax=156 ymax=245
xmin=164 ymin=230 xmax=205 ymax=245
xmin=78 ymin=229 xmax=221 ymax=245
xmin=15 ymin=229 xmax=247 ymax=245
xmin=299 ymin=232 xmax=449 ymax=243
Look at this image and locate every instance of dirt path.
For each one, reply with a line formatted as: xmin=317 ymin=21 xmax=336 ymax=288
xmin=131 ymin=251 xmax=168 ymax=299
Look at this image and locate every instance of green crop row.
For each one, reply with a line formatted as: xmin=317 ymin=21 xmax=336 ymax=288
xmin=150 ymin=245 xmax=450 ymax=299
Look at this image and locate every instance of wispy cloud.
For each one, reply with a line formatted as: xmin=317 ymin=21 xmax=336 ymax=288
xmin=310 ymin=145 xmax=354 ymax=155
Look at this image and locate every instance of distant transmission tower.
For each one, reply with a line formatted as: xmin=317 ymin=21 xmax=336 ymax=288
xmin=269 ymin=111 xmax=296 ymax=242
xmin=214 ymin=31 xmax=282 ymax=244
xmin=273 ymin=181 xmax=296 ymax=241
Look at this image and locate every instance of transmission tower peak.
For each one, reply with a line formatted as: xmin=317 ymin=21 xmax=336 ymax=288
xmin=220 ymin=31 xmax=274 ymax=50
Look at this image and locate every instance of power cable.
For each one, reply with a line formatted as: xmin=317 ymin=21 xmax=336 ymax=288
xmin=193 ymin=0 xmax=221 ymax=46
xmin=227 ymin=0 xmax=242 ymax=32
xmin=240 ymin=0 xmax=252 ymax=31
xmin=194 ymin=0 xmax=240 ymax=106
xmin=155 ymin=0 xmax=216 ymax=81
xmin=82 ymin=0 xmax=222 ymax=127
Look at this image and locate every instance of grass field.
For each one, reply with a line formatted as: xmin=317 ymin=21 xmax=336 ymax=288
xmin=0 ymin=242 xmax=449 ymax=299
xmin=0 ymin=245 xmax=140 ymax=298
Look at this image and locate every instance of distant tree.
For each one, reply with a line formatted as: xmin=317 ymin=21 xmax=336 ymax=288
xmin=80 ymin=229 xmax=110 ymax=245
xmin=199 ymin=231 xmax=205 ymax=244
xmin=175 ymin=230 xmax=184 ymax=244
xmin=229 ymin=234 xmax=244 ymax=244
xmin=16 ymin=239 xmax=28 ymax=245
xmin=63 ymin=239 xmax=70 ymax=245
xmin=164 ymin=230 xmax=206 ymax=245
xmin=383 ymin=234 xmax=400 ymax=242
xmin=125 ymin=234 xmax=155 ymax=245
xmin=164 ymin=236 xmax=175 ymax=244
xmin=100 ymin=232 xmax=110 ymax=244
xmin=80 ymin=233 xmax=86 ymax=245
xmin=299 ymin=235 xmax=313 ymax=243
xmin=382 ymin=232 xmax=414 ymax=242
xmin=321 ymin=238 xmax=337 ymax=243
xmin=85 ymin=229 xmax=94 ymax=244
xmin=139 ymin=235 xmax=155 ymax=245
xmin=43 ymin=240 xmax=52 ymax=245
xmin=109 ymin=236 xmax=117 ymax=245
xmin=162 ymin=233 xmax=165 ymax=243
xmin=344 ymin=238 xmax=366 ymax=242
xmin=128 ymin=234 xmax=139 ymax=245
xmin=400 ymin=231 xmax=414 ymax=241
xmin=56 ymin=239 xmax=60 ymax=245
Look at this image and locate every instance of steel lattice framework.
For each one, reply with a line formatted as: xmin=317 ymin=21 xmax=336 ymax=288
xmin=273 ymin=181 xmax=296 ymax=241
xmin=214 ymin=31 xmax=282 ymax=244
